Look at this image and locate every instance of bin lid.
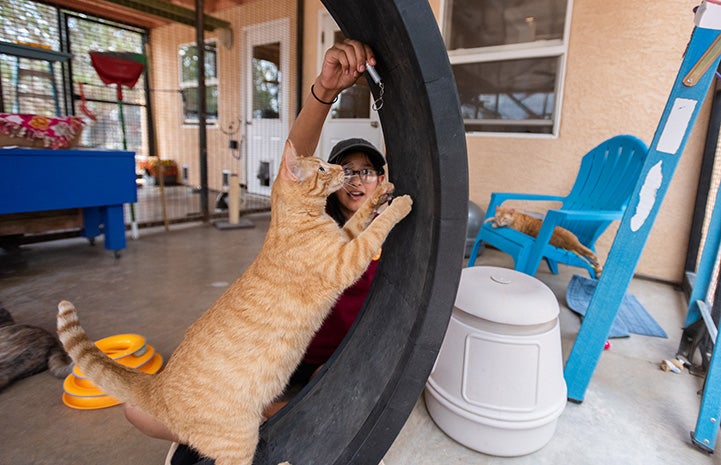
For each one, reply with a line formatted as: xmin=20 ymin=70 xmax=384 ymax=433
xmin=455 ymin=266 xmax=559 ymax=326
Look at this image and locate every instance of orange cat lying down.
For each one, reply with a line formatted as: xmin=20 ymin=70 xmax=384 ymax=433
xmin=486 ymin=206 xmax=603 ymax=277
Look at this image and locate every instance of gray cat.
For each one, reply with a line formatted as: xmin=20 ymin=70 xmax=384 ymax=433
xmin=0 ymin=306 xmax=72 ymax=390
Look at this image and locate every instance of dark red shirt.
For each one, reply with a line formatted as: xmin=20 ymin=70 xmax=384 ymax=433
xmin=302 ymin=257 xmax=379 ymax=365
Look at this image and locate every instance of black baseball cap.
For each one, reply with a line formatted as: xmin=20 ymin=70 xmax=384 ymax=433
xmin=328 ymin=138 xmax=385 ymax=175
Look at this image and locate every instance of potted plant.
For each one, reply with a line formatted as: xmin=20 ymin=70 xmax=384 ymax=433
xmin=139 ymin=157 xmax=178 ymax=185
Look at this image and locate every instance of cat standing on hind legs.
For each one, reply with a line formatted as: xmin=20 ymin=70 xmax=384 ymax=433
xmin=58 ymin=39 xmax=411 ymax=465
xmin=261 ymin=138 xmax=393 ymax=420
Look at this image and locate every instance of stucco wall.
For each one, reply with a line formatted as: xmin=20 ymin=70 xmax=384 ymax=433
xmin=149 ymin=0 xmax=298 ymax=192
xmin=460 ymin=0 xmax=706 ymax=282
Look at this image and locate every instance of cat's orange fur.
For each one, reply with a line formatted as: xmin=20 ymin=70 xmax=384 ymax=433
xmin=487 ymin=206 xmax=602 ymax=276
xmin=56 ymin=140 xmax=412 ymax=465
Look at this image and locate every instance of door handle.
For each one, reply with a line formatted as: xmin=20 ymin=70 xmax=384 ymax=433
xmin=370 ymin=121 xmax=379 ymax=128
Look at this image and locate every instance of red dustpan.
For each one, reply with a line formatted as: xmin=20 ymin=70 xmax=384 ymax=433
xmin=89 ymin=51 xmax=146 ymax=238
xmin=89 ymin=52 xmax=146 ymax=95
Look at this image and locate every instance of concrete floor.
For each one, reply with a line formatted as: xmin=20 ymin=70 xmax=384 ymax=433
xmin=0 ymin=213 xmax=717 ymax=465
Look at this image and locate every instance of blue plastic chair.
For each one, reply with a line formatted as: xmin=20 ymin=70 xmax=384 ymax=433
xmin=467 ymin=135 xmax=649 ymax=277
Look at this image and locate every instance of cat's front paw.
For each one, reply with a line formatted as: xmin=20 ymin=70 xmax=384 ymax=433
xmin=371 ymin=182 xmax=396 ymax=210
xmin=388 ymin=194 xmax=412 ymax=219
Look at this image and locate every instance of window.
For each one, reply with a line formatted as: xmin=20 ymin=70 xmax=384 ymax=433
xmin=179 ymin=41 xmax=218 ymax=123
xmin=68 ymin=15 xmax=147 ymax=153
xmin=0 ymin=1 xmax=150 ymax=153
xmin=444 ymin=0 xmax=571 ymax=135
xmin=251 ymin=42 xmax=280 ymax=119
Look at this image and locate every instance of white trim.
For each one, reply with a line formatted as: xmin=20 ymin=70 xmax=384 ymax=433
xmin=319 ymin=10 xmax=332 ymax=71
xmin=466 ymin=131 xmax=557 ymax=140
xmin=178 ymin=39 xmax=219 ymax=124
xmin=438 ymin=0 xmax=449 ymax=48
xmin=448 ymin=40 xmax=565 ymax=63
xmin=465 ymin=118 xmax=553 ymax=127
xmin=551 ymin=0 xmax=574 ymax=138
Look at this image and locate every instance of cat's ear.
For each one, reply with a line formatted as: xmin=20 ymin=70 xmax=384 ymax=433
xmin=280 ymin=140 xmax=302 ymax=181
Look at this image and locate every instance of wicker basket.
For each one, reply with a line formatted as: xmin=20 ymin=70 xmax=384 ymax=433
xmin=0 ymin=129 xmax=82 ymax=149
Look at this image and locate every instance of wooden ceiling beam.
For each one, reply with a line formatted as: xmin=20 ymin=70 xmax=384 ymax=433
xmin=42 ymin=0 xmax=245 ymax=30
xmin=42 ymin=0 xmax=171 ymax=29
xmin=104 ymin=0 xmax=231 ymax=31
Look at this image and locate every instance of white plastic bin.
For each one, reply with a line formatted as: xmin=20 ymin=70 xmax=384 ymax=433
xmin=425 ymin=266 xmax=567 ymax=456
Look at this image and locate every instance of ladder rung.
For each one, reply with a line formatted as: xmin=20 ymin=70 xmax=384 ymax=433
xmin=17 ymin=68 xmax=54 ymax=79
xmin=16 ymin=92 xmax=54 ymax=100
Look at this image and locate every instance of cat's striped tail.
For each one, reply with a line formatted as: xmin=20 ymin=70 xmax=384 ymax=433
xmin=57 ymin=300 xmax=153 ymax=408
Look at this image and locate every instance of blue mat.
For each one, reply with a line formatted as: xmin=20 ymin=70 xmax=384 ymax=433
xmin=565 ymin=275 xmax=667 ymax=339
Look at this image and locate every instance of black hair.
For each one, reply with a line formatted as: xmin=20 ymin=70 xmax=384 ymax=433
xmin=355 ymin=151 xmax=385 ymax=175
xmin=326 ymin=194 xmax=347 ymax=227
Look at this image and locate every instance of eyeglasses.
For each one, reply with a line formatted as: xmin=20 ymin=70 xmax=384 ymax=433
xmin=343 ymin=168 xmax=379 ymax=183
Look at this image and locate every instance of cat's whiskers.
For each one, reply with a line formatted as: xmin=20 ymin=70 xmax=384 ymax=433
xmin=339 ymin=178 xmax=358 ymax=193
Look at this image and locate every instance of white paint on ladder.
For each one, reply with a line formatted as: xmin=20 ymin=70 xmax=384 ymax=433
xmin=631 ymin=161 xmax=663 ymax=232
xmin=656 ymin=98 xmax=697 ymax=155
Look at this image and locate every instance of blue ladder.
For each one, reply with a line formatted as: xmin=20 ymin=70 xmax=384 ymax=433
xmin=563 ymin=13 xmax=721 ymax=411
xmin=683 ymin=174 xmax=721 ymax=452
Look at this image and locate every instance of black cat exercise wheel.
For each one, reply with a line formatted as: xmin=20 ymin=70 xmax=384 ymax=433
xmin=200 ymin=0 xmax=468 ymax=463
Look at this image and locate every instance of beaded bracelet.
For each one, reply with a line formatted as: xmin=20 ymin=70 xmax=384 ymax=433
xmin=311 ymin=84 xmax=338 ymax=105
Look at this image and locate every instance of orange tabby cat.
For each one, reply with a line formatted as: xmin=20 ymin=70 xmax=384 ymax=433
xmin=56 ymin=140 xmax=412 ymax=465
xmin=487 ymin=206 xmax=602 ymax=276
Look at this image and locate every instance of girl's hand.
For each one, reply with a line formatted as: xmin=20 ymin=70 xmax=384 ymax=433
xmin=317 ymin=39 xmax=375 ymax=94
